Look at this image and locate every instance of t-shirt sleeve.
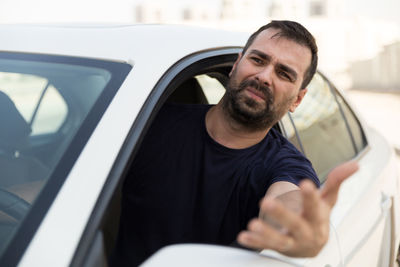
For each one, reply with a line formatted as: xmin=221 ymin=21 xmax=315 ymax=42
xmin=268 ymin=141 xmax=320 ymax=188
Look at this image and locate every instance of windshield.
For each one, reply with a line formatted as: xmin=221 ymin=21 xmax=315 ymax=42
xmin=0 ymin=52 xmax=131 ymax=258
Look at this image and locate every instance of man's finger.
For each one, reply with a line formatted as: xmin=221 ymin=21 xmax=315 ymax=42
xmin=237 ymin=219 xmax=295 ymax=252
xmin=300 ymin=179 xmax=324 ymax=224
xmin=259 ymin=198 xmax=310 ymax=239
xmin=321 ymin=160 xmax=359 ymax=207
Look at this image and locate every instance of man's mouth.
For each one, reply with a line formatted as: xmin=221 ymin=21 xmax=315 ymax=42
xmin=245 ymin=86 xmax=266 ymax=101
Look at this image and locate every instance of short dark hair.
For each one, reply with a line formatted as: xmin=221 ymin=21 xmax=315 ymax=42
xmin=242 ymin=20 xmax=318 ymax=89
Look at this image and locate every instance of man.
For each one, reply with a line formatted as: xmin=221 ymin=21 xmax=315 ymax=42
xmin=112 ymin=20 xmax=358 ymax=266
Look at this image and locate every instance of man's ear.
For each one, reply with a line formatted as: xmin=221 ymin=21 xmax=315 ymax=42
xmin=229 ymin=52 xmax=242 ymax=77
xmin=289 ymin=88 xmax=307 ymax=112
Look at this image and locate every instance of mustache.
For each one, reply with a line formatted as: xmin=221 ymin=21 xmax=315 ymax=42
xmin=238 ymin=79 xmax=273 ymax=102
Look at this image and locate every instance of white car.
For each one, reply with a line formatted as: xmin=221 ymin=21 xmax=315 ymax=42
xmin=0 ymin=24 xmax=398 ymax=267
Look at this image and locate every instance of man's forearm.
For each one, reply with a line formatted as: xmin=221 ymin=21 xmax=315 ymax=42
xmin=260 ymin=187 xmax=303 ymax=230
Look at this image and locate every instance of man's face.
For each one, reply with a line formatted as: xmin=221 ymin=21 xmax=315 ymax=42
xmin=223 ymin=28 xmax=311 ymax=130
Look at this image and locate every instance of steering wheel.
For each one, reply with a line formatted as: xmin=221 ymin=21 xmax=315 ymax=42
xmin=0 ymin=188 xmax=30 ymax=221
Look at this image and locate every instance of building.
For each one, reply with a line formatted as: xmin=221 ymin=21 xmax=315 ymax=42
xmin=349 ymin=41 xmax=400 ymax=91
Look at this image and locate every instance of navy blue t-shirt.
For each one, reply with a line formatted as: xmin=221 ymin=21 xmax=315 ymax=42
xmin=112 ymin=104 xmax=319 ymax=266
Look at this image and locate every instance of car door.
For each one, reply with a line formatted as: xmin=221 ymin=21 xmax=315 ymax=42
xmin=280 ymin=72 xmax=397 ymax=267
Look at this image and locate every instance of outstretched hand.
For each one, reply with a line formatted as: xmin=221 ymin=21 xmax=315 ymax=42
xmin=237 ymin=160 xmax=359 ymax=257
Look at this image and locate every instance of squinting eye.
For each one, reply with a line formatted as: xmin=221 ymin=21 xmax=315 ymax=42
xmin=251 ymin=57 xmax=263 ymax=64
xmin=278 ymin=71 xmax=291 ymax=81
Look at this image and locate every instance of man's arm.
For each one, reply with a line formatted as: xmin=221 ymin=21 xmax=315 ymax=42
xmin=237 ymin=160 xmax=359 ymax=257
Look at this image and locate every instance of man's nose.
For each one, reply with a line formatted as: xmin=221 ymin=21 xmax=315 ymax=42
xmin=255 ymin=65 xmax=274 ymax=87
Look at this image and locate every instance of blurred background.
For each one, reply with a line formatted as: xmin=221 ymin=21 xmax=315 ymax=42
xmin=0 ymin=0 xmax=399 ymax=156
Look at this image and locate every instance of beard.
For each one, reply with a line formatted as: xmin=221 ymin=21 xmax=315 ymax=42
xmin=222 ymin=74 xmax=292 ymax=131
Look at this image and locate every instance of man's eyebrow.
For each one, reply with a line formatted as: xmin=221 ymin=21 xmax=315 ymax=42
xmin=248 ymin=49 xmax=270 ymax=60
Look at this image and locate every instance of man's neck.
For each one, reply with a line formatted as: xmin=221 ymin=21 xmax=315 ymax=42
xmin=205 ymin=104 xmax=271 ymax=149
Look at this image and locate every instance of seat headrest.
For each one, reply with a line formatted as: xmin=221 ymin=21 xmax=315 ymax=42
xmin=0 ymin=91 xmax=32 ymax=151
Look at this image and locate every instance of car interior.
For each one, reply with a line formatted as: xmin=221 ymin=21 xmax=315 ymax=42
xmin=0 ymin=91 xmax=48 ymax=245
xmin=0 ymin=91 xmax=50 ymax=188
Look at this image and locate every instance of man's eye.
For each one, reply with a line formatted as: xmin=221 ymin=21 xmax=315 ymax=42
xmin=251 ymin=57 xmax=263 ymax=64
xmin=278 ymin=71 xmax=292 ymax=81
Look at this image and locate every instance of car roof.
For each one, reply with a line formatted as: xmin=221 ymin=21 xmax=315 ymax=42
xmin=0 ymin=24 xmax=249 ymax=63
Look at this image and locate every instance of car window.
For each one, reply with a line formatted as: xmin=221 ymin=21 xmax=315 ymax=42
xmin=287 ymin=73 xmax=356 ymax=180
xmin=1 ymin=73 xmax=68 ymax=135
xmin=334 ymin=92 xmax=367 ymax=152
xmin=0 ymin=53 xmax=131 ymax=261
xmin=31 ymin=85 xmax=68 ymax=135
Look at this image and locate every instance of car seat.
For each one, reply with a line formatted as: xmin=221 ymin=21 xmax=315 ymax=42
xmin=0 ymin=91 xmax=50 ymax=188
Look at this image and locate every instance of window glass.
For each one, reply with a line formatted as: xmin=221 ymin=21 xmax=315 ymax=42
xmin=291 ymin=73 xmax=356 ymax=180
xmin=0 ymin=73 xmax=46 ymax=123
xmin=335 ymin=93 xmax=367 ymax=152
xmin=0 ymin=53 xmax=130 ymax=260
xmin=2 ymin=73 xmax=68 ymax=135
xmin=32 ymin=85 xmax=68 ymax=135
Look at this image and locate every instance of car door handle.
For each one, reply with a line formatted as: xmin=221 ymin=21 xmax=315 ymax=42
xmin=381 ymin=193 xmax=392 ymax=212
